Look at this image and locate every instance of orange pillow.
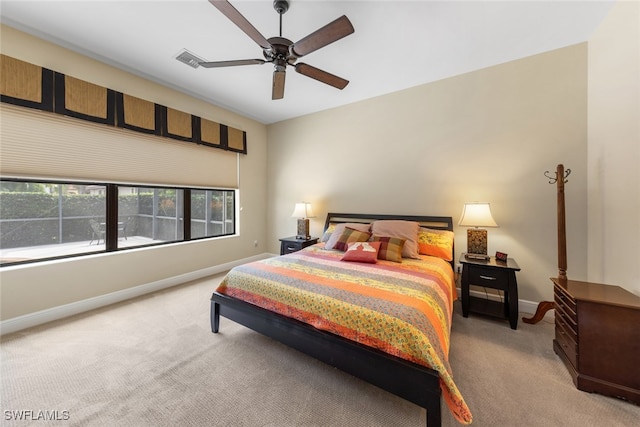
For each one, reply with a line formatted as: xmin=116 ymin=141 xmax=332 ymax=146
xmin=341 ymin=241 xmax=381 ymax=263
xmin=418 ymin=228 xmax=454 ymax=261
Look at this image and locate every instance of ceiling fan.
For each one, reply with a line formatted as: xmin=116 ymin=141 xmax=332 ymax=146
xmin=199 ymin=0 xmax=354 ymax=100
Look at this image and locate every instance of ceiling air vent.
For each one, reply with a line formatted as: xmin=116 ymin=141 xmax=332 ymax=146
xmin=175 ymin=49 xmax=206 ymax=69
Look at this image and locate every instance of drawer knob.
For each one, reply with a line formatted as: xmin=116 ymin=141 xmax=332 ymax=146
xmin=479 ymin=275 xmax=497 ymax=281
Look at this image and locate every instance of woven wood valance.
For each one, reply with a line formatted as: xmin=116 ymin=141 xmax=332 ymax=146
xmin=0 ymin=55 xmax=248 ymax=154
xmin=116 ymin=92 xmax=162 ymax=135
xmin=227 ymin=126 xmax=247 ymax=153
xmin=199 ymin=118 xmax=222 ymax=148
xmin=167 ymin=107 xmax=192 ymax=138
xmin=54 ymin=72 xmax=115 ymax=125
xmin=0 ymin=54 xmax=53 ymax=111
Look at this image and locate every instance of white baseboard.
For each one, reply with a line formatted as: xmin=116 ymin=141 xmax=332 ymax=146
xmin=0 ymin=253 xmax=273 ymax=336
xmin=457 ymin=287 xmax=554 ymax=322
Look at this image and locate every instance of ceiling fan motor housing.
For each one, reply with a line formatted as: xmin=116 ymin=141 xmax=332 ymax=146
xmin=264 ymin=37 xmax=297 ymax=66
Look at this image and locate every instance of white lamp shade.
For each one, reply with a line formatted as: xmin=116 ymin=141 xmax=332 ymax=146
xmin=458 ymin=202 xmax=498 ymax=227
xmin=291 ymin=202 xmax=315 ymax=218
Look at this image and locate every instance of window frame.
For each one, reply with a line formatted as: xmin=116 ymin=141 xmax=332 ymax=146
xmin=0 ymin=177 xmax=236 ymax=267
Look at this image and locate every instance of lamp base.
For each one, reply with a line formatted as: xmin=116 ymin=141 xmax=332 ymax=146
xmin=467 ymin=228 xmax=488 ymax=255
xmin=296 ymin=218 xmax=310 ymax=240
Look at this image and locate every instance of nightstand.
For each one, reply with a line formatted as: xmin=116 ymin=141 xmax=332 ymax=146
xmin=279 ymin=236 xmax=318 ymax=255
xmin=460 ymin=254 xmax=521 ymax=329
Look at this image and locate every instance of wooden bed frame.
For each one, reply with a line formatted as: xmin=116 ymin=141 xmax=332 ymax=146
xmin=211 ymin=213 xmax=455 ymax=427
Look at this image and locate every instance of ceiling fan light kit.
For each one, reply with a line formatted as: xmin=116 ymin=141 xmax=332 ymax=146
xmin=194 ymin=0 xmax=354 ymax=100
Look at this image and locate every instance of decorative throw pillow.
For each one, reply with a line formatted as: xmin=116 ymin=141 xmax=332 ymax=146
xmin=370 ymin=220 xmax=420 ymax=259
xmin=371 ymin=235 xmax=406 ymax=263
xmin=333 ymin=227 xmax=372 ymax=252
xmin=341 ymin=241 xmax=381 ymax=263
xmin=320 ymin=223 xmax=337 ymax=242
xmin=324 ymin=223 xmax=371 ymax=250
xmin=418 ymin=228 xmax=455 ymax=261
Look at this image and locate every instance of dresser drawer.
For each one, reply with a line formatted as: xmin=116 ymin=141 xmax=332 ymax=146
xmin=555 ymin=325 xmax=578 ymax=367
xmin=554 ymin=284 xmax=577 ymax=314
xmin=553 ymin=293 xmax=578 ymax=323
xmin=555 ymin=303 xmax=578 ymax=339
xmin=468 ymin=267 xmax=509 ymax=290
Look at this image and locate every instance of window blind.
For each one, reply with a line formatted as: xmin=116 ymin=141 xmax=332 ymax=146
xmin=0 ymin=104 xmax=238 ymax=188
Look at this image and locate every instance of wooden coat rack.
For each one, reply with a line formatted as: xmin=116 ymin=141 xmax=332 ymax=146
xmin=528 ymin=165 xmax=640 ymax=403
xmin=522 ymin=164 xmax=571 ymax=324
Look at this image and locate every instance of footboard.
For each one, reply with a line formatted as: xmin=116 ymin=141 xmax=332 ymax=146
xmin=211 ymin=291 xmax=442 ymax=427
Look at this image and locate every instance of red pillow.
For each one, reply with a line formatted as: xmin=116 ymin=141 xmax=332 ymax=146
xmin=341 ymin=241 xmax=381 ymax=263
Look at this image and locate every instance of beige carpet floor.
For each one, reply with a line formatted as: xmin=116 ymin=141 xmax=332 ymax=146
xmin=1 ymin=274 xmax=639 ymax=426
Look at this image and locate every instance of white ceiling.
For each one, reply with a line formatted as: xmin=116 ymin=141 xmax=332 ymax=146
xmin=1 ymin=0 xmax=615 ymax=124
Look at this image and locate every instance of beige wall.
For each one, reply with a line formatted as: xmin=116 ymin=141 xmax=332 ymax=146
xmin=268 ymin=44 xmax=589 ymax=303
xmin=587 ymin=1 xmax=640 ymax=295
xmin=0 ymin=26 xmax=269 ymax=320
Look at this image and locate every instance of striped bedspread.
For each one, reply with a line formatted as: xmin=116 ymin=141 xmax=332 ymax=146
xmin=216 ymin=244 xmax=472 ymax=424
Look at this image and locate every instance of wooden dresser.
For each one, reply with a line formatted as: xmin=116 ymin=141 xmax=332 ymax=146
xmin=552 ymin=277 xmax=640 ymax=404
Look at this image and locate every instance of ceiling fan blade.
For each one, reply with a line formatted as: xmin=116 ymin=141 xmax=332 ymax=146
xmin=272 ymin=69 xmax=286 ymax=100
xmin=199 ymin=59 xmax=266 ymax=68
xmin=291 ymin=15 xmax=354 ymax=58
xmin=208 ymin=0 xmax=271 ymax=50
xmin=295 ymin=63 xmax=349 ymax=90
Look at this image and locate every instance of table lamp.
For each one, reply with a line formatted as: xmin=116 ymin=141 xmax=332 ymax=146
xmin=458 ymin=202 xmax=498 ymax=260
xmin=291 ymin=202 xmax=315 ymax=239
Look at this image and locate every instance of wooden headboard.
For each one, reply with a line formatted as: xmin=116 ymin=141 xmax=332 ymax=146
xmin=323 ymin=212 xmax=455 ymax=268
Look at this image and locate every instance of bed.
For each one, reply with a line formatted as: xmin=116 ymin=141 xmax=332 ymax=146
xmin=210 ymin=213 xmax=472 ymax=426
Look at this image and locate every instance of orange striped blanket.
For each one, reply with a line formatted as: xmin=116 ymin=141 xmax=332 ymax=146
xmin=216 ymin=244 xmax=472 ymax=424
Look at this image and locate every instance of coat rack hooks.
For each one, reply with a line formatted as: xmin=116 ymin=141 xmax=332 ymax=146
xmin=544 ymin=168 xmax=571 ymax=184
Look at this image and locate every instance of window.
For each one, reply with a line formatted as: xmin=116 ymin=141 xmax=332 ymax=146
xmin=121 ymin=187 xmax=185 ymax=246
xmin=190 ymin=189 xmax=235 ymax=239
xmin=0 ymin=180 xmax=108 ymax=255
xmin=0 ymin=179 xmax=235 ymax=266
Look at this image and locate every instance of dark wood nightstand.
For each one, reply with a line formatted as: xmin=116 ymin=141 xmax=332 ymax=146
xmin=279 ymin=236 xmax=318 ymax=255
xmin=460 ymin=254 xmax=521 ymax=329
